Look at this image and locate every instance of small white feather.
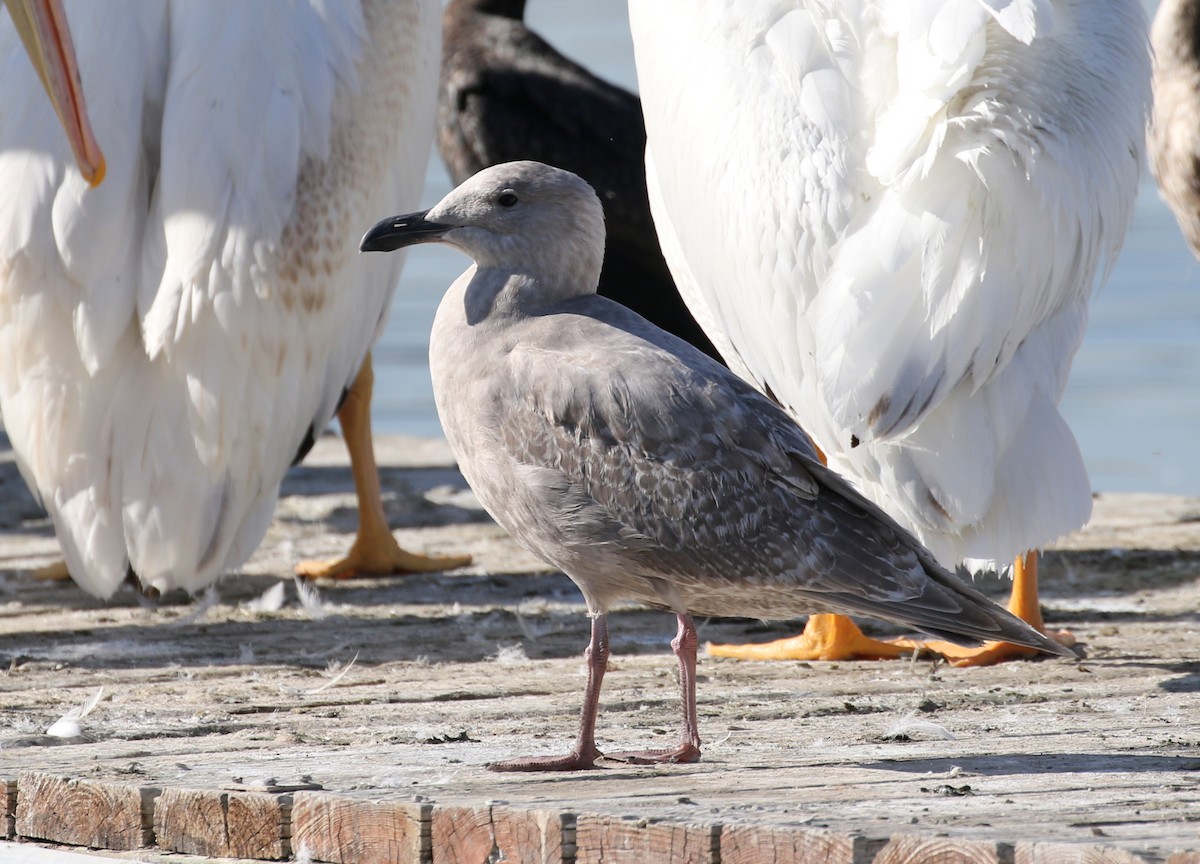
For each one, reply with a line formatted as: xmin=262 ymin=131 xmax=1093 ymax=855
xmin=884 ymin=711 xmax=956 ymax=741
xmin=241 ymin=580 xmax=287 ymax=613
xmin=173 ymin=586 xmax=220 ymax=626
xmin=490 ymin=643 xmax=528 ymax=666
xmin=293 ymin=577 xmax=328 ymax=620
xmin=514 ymin=598 xmax=559 ymax=640
xmin=709 ymin=730 xmax=733 ymax=747
xmin=46 ymin=687 xmax=104 ymax=738
xmin=306 ymin=652 xmax=359 ymax=695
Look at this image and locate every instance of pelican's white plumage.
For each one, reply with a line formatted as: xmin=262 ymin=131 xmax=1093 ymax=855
xmin=630 ymin=0 xmax=1149 ymax=570
xmin=0 ymin=0 xmax=440 ymax=596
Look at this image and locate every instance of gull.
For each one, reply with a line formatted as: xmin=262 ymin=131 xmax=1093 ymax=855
xmin=629 ymin=0 xmax=1151 ymax=664
xmin=0 ymin=0 xmax=468 ymax=597
xmin=360 ymin=160 xmax=1071 ymax=771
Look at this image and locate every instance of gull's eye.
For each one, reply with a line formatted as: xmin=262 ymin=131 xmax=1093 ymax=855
xmin=497 ymin=191 xmax=519 ymax=208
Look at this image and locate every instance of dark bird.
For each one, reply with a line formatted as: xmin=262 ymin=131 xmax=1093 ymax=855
xmin=361 ymin=161 xmax=1072 ymax=772
xmin=437 ymin=0 xmax=720 ymax=360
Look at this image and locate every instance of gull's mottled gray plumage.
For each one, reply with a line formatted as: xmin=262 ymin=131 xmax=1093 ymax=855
xmin=361 ymin=160 xmax=1069 ymax=769
xmin=458 ymin=303 xmax=996 ymax=637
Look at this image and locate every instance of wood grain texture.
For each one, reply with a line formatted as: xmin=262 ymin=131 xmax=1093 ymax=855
xmin=291 ymin=791 xmax=430 ymax=864
xmin=2 ymin=778 xmax=14 ymax=839
xmin=1015 ymin=843 xmax=1152 ymax=863
xmin=873 ymin=835 xmax=1002 ymax=864
xmin=493 ymin=807 xmax=573 ymax=864
xmin=432 ymin=804 xmax=492 ymax=864
xmin=14 ymin=772 xmax=157 ymax=850
xmin=154 ymin=786 xmax=288 ymax=859
xmin=720 ymin=823 xmax=875 ymax=864
xmin=0 ymin=789 xmax=1180 ymax=864
xmin=432 ymin=804 xmax=571 ymax=864
xmin=574 ymin=814 xmax=719 ymax=864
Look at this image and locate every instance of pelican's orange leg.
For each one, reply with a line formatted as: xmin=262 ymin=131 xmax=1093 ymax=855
xmin=295 ymin=354 xmax=471 ymax=580
xmin=893 ymin=552 xmax=1075 ymax=667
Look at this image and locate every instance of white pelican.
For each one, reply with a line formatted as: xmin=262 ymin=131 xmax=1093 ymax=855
xmin=0 ymin=0 xmax=468 ymax=597
xmin=1150 ymin=0 xmax=1200 ymax=257
xmin=360 ymin=160 xmax=1069 ymax=771
xmin=629 ymin=0 xmax=1151 ymax=664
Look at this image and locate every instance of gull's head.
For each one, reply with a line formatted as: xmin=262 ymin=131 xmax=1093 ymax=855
xmin=361 ymin=160 xmax=606 ymax=297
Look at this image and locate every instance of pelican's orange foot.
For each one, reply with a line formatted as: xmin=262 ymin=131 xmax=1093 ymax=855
xmin=894 ymin=552 xmax=1075 ymax=666
xmin=706 ymin=613 xmax=912 ymax=661
xmin=892 ymin=628 xmax=1075 ymax=667
xmin=295 ymin=536 xmax=471 ymax=580
xmin=301 ymin=354 xmax=473 ymax=581
xmin=31 ymin=560 xmax=70 ymax=581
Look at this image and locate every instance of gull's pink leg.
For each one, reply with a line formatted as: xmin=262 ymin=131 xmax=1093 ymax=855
xmin=489 ymin=612 xmax=610 ymax=771
xmin=608 ymin=613 xmax=702 ymax=764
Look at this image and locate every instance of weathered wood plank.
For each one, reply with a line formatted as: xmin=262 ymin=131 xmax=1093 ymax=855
xmin=872 ymin=835 xmax=1001 ymax=864
xmin=1 ymin=779 xmax=13 ymax=840
xmin=1014 ymin=843 xmax=1150 ymax=863
xmin=431 ymin=804 xmax=491 ymax=864
xmin=493 ymin=807 xmax=574 ymax=864
xmin=431 ymin=804 xmax=571 ymax=864
xmin=574 ymin=814 xmax=719 ymax=864
xmin=14 ymin=772 xmax=157 ymax=851
xmin=291 ymin=791 xmax=430 ymax=864
xmin=719 ymin=824 xmax=876 ymax=864
xmin=154 ymin=786 xmax=289 ymax=860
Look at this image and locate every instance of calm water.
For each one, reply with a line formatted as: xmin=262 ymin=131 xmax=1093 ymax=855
xmin=372 ymin=1 xmax=1200 ymax=497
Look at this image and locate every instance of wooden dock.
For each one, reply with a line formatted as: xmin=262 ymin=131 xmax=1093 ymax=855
xmin=0 ymin=434 xmax=1197 ymax=863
